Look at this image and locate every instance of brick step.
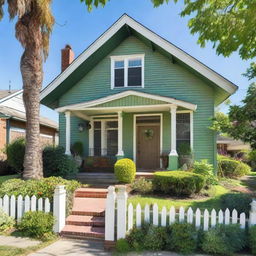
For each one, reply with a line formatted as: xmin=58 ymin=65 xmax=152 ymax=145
xmin=61 ymin=225 xmax=104 ymax=240
xmin=66 ymin=215 xmax=105 ymax=227
xmin=71 ymin=210 xmax=105 ymax=217
xmin=75 ymin=188 xmax=108 ymax=198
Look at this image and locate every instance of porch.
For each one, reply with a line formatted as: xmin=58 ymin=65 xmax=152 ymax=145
xmin=58 ymin=91 xmax=197 ymax=171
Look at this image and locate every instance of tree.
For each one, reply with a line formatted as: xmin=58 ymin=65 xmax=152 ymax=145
xmin=212 ymin=83 xmax=256 ymax=149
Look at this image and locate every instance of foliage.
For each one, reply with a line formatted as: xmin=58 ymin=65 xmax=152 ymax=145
xmin=18 ymin=211 xmax=54 ymax=240
xmin=0 ymin=177 xmax=80 ymax=213
xmin=218 ymin=155 xmax=251 ymax=178
xmin=126 ymin=225 xmax=149 ymax=251
xmin=6 ymin=138 xmax=25 ymax=173
xmin=115 ymin=238 xmax=131 ymax=253
xmin=177 ymin=142 xmax=192 ymax=155
xmin=43 ymin=146 xmax=78 ymax=179
xmin=249 ymin=150 xmax=256 ymax=171
xmin=220 ymin=193 xmax=251 ymax=215
xmin=144 ymin=226 xmax=167 ymax=251
xmin=193 ymin=159 xmax=217 ymax=185
xmin=114 ymin=158 xmax=136 ymax=183
xmin=166 ymin=223 xmax=198 ymax=254
xmin=201 ymin=224 xmax=247 ymax=255
xmin=249 ymin=226 xmax=256 ymax=255
xmin=153 ymin=171 xmax=205 ymax=196
xmin=0 ymin=209 xmax=15 ymax=233
xmin=71 ymin=141 xmax=83 ymax=156
xmin=131 ymin=178 xmax=153 ymax=195
xmin=210 ymin=112 xmax=231 ymax=133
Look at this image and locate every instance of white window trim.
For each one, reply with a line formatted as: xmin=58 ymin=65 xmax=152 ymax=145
xmin=89 ymin=118 xmax=118 ymax=156
xmin=176 ymin=110 xmax=194 ymax=150
xmin=111 ymin=54 xmax=145 ymax=89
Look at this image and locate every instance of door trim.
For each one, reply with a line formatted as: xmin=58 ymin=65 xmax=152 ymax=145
xmin=133 ymin=113 xmax=163 ymax=168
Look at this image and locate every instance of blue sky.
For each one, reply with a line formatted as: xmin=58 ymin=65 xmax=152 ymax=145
xmin=0 ymin=0 xmax=251 ymax=122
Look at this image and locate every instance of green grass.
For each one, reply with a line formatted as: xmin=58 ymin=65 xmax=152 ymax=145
xmin=0 ymin=175 xmax=20 ymax=185
xmin=128 ymin=185 xmax=229 ymax=211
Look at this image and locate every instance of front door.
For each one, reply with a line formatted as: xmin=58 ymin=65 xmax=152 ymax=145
xmin=136 ymin=125 xmax=160 ymax=169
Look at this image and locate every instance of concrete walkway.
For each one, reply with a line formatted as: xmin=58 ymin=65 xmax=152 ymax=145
xmin=0 ymin=235 xmax=40 ymax=248
xmin=29 ymin=239 xmax=110 ymax=256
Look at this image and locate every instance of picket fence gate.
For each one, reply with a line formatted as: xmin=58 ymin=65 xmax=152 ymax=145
xmin=0 ymin=185 xmax=67 ymax=233
xmin=104 ymin=185 xmax=256 ymax=245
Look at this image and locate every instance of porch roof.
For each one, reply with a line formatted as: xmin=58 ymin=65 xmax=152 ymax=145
xmin=56 ymin=90 xmax=197 ymax=118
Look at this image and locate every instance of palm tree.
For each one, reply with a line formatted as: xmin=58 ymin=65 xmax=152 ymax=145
xmin=0 ymin=0 xmax=54 ymax=179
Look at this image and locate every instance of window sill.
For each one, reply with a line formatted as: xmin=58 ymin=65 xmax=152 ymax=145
xmin=112 ymin=86 xmax=144 ymax=90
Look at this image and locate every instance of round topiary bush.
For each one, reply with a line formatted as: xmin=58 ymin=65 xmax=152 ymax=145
xmin=114 ymin=158 xmax=136 ymax=183
xmin=153 ymin=171 xmax=205 ymax=196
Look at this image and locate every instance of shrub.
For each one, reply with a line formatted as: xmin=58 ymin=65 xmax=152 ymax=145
xmin=131 ymin=178 xmax=153 ymax=195
xmin=249 ymin=150 xmax=256 ymax=171
xmin=6 ymin=138 xmax=25 ymax=173
xmin=114 ymin=158 xmax=136 ymax=183
xmin=166 ymin=223 xmax=198 ymax=254
xmin=71 ymin=141 xmax=83 ymax=156
xmin=18 ymin=211 xmax=54 ymax=240
xmin=0 ymin=177 xmax=80 ymax=213
xmin=144 ymin=226 xmax=167 ymax=251
xmin=193 ymin=160 xmax=217 ymax=186
xmin=0 ymin=209 xmax=15 ymax=233
xmin=201 ymin=224 xmax=247 ymax=255
xmin=220 ymin=193 xmax=251 ymax=215
xmin=43 ymin=146 xmax=78 ymax=179
xmin=126 ymin=224 xmax=149 ymax=251
xmin=153 ymin=171 xmax=205 ymax=196
xmin=115 ymin=238 xmax=131 ymax=253
xmin=218 ymin=156 xmax=251 ymax=178
xmin=249 ymin=226 xmax=256 ymax=255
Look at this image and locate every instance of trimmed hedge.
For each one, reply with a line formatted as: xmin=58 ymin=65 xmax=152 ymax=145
xmin=114 ymin=158 xmax=136 ymax=183
xmin=218 ymin=156 xmax=251 ymax=178
xmin=153 ymin=171 xmax=205 ymax=196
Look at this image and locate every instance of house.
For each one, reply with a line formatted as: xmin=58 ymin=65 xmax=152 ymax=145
xmin=0 ymin=90 xmax=58 ymax=155
xmin=40 ymin=14 xmax=237 ymax=171
xmin=217 ymin=135 xmax=250 ymax=156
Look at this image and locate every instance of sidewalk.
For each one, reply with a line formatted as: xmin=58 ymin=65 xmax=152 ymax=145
xmin=0 ymin=235 xmax=40 ymax=249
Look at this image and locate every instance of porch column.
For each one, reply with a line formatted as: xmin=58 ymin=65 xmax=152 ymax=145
xmin=168 ymin=105 xmax=178 ymax=170
xmin=89 ymin=119 xmax=94 ymax=156
xmin=65 ymin=111 xmax=71 ymax=155
xmin=116 ymin=111 xmax=124 ymax=159
xmin=101 ymin=120 xmax=107 ymax=156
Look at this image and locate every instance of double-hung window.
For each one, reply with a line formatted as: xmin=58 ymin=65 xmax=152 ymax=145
xmin=111 ymin=54 xmax=144 ymax=88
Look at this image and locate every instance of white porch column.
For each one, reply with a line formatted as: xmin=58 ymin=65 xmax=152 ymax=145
xmin=101 ymin=120 xmax=107 ymax=156
xmin=117 ymin=111 xmax=124 ymax=158
xmin=168 ymin=105 xmax=178 ymax=170
xmin=65 ymin=111 xmax=71 ymax=155
xmin=89 ymin=119 xmax=94 ymax=156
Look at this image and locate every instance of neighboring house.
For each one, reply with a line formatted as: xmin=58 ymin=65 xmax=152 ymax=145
xmin=217 ymin=135 xmax=251 ymax=156
xmin=0 ymin=90 xmax=58 ymax=155
xmin=40 ymin=14 xmax=237 ymax=171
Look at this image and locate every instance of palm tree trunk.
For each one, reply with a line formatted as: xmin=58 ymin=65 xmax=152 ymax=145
xmin=21 ymin=47 xmax=43 ymax=180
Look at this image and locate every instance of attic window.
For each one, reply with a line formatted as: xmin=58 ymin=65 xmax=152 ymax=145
xmin=111 ymin=54 xmax=144 ymax=89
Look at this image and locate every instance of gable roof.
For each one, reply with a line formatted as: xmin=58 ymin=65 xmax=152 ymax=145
xmin=40 ymin=14 xmax=237 ymax=108
xmin=0 ymin=90 xmax=21 ymax=102
xmin=56 ymin=90 xmax=197 ymax=112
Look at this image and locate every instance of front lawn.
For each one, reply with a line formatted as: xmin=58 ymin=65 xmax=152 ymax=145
xmin=128 ymin=185 xmax=229 ymax=211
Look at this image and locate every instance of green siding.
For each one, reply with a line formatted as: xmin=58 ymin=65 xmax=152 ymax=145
xmin=95 ymin=95 xmax=167 ymax=108
xmin=58 ymin=36 xmax=216 ymax=168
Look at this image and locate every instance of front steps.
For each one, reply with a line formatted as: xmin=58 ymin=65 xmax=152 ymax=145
xmin=61 ymin=188 xmax=107 ymax=240
xmin=77 ymin=173 xmax=118 ymax=186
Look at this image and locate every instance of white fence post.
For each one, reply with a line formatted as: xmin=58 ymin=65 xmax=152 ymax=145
xmin=117 ymin=185 xmax=127 ymax=239
xmin=105 ymin=186 xmax=116 ymax=242
xmin=53 ymin=185 xmax=66 ymax=233
xmin=249 ymin=199 xmax=256 ymax=226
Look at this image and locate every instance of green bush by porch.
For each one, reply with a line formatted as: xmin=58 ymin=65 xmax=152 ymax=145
xmin=114 ymin=158 xmax=136 ymax=183
xmin=153 ymin=171 xmax=205 ymax=196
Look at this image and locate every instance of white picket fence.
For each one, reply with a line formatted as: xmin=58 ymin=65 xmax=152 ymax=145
xmin=0 ymin=185 xmax=67 ymax=233
xmin=0 ymin=195 xmax=51 ymax=221
xmin=104 ymin=185 xmax=256 ymax=243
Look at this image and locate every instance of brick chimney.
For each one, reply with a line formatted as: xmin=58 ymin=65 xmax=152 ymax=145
xmin=61 ymin=44 xmax=74 ymax=72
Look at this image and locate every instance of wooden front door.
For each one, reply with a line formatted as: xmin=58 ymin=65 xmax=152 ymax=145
xmin=136 ymin=125 xmax=160 ymax=169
